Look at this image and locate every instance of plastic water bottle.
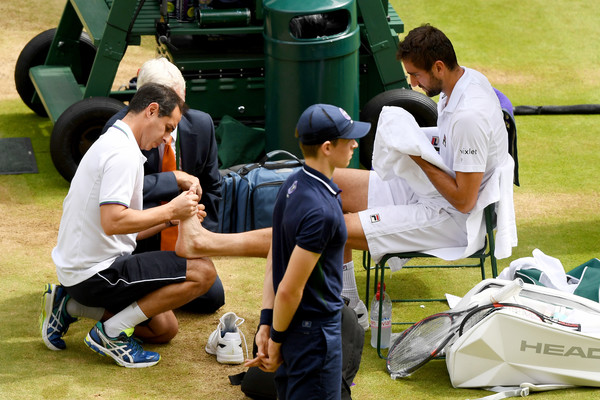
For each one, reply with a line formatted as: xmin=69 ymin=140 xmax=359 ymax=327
xmin=370 ymin=283 xmax=392 ymax=348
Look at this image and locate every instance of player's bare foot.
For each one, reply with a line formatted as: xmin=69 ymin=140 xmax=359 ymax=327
xmin=175 ymin=214 xmax=214 ymax=258
xmin=176 ymin=216 xmax=272 ymax=259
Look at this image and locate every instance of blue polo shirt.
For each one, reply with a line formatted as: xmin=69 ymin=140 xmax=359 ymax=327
xmin=271 ymin=165 xmax=346 ymax=318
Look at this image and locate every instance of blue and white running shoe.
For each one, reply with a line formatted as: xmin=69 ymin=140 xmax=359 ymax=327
xmin=40 ymin=283 xmax=78 ymax=351
xmin=84 ymin=322 xmax=160 ymax=368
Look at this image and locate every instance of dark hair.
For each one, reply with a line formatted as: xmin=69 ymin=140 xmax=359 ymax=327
xmin=397 ymin=24 xmax=459 ymax=71
xmin=128 ymin=83 xmax=188 ymax=117
xmin=297 ymin=137 xmax=340 ymax=158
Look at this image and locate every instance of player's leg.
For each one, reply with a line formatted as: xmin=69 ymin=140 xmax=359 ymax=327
xmin=78 ymin=252 xmax=214 ymax=367
xmin=176 ymin=213 xmax=271 ymax=258
xmin=179 ymin=274 xmax=225 ymax=314
xmin=332 ymin=167 xmax=369 ymax=213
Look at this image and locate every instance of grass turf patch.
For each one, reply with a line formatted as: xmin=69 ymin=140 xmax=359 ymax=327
xmin=1 ymin=0 xmax=600 ymax=398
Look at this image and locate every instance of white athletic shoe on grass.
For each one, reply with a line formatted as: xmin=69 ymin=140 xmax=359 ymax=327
xmin=205 ymin=312 xmax=248 ymax=364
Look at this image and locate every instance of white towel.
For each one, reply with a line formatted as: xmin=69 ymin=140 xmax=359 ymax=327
xmin=467 ymin=154 xmax=518 ymax=260
xmin=371 ymin=106 xmax=517 ymax=260
xmin=498 ymin=248 xmax=573 ymax=292
xmin=373 ymin=106 xmax=453 ymax=198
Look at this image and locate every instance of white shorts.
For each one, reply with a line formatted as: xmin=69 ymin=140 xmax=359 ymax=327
xmin=358 ymin=171 xmax=469 ymax=263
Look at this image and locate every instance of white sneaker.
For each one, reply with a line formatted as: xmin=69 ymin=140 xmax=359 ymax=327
xmin=354 ymin=300 xmax=369 ymax=331
xmin=205 ymin=312 xmax=248 ymax=364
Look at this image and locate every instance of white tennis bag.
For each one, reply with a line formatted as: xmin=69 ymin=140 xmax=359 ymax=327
xmin=446 ymin=278 xmax=600 ymax=391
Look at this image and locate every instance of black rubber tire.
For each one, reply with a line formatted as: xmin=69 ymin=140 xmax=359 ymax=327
xmin=14 ymin=28 xmax=96 ymax=117
xmin=359 ymin=89 xmax=438 ymax=169
xmin=50 ymin=97 xmax=124 ymax=182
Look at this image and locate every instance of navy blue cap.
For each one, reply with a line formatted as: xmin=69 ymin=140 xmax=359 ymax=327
xmin=296 ymin=104 xmax=371 ymax=145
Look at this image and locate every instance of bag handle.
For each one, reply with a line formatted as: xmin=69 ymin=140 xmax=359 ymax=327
xmin=258 ymin=150 xmax=303 ymax=166
xmin=237 ymin=150 xmax=304 ymax=176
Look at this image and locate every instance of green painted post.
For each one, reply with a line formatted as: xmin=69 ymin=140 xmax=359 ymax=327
xmin=83 ymin=0 xmax=139 ymax=97
xmin=45 ymin=1 xmax=85 ymax=67
xmin=356 ymin=0 xmax=409 ymax=91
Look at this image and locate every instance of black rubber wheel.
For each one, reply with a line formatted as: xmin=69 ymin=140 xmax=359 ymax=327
xmin=359 ymin=89 xmax=438 ymax=169
xmin=50 ymin=97 xmax=124 ymax=182
xmin=15 ymin=28 xmax=96 ymax=117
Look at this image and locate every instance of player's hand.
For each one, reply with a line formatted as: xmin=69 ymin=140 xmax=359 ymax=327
xmin=244 ymin=325 xmax=270 ymax=368
xmin=169 ymin=185 xmax=199 ymax=220
xmin=173 ymin=170 xmax=203 ymax=198
xmin=259 ymin=339 xmax=283 ymax=372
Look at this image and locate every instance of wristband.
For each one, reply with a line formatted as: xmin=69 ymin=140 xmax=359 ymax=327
xmin=259 ymin=309 xmax=273 ymax=326
xmin=270 ymin=327 xmax=287 ymax=344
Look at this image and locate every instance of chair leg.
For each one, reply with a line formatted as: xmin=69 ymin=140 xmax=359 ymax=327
xmin=491 ymin=255 xmax=498 ymax=278
xmin=480 ymin=259 xmax=486 ymax=280
xmin=366 ymin=248 xmax=497 ymax=359
xmin=363 ymin=251 xmax=371 ymax=307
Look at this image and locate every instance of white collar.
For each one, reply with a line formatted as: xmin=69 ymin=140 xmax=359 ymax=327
xmin=301 ymin=167 xmax=339 ymax=196
xmin=112 ymin=119 xmax=146 ymax=162
xmin=440 ymin=67 xmax=472 ymax=114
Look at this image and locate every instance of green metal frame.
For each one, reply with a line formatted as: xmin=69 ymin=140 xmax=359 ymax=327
xmin=363 ymin=203 xmax=499 ymax=359
xmin=30 ymin=0 xmax=140 ymax=122
xmin=29 ymin=0 xmax=409 ymax=125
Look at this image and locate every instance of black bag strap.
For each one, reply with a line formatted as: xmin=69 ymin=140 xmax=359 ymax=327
xmin=258 ymin=149 xmax=303 ymax=166
xmin=238 ymin=150 xmax=304 ymax=175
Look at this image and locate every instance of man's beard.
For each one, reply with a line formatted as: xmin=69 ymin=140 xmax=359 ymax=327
xmin=422 ymin=73 xmax=443 ymax=97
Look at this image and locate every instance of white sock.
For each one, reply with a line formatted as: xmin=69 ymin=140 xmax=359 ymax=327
xmin=341 ymin=261 xmax=360 ymax=309
xmin=66 ymin=298 xmax=105 ymax=321
xmin=103 ymin=302 xmax=148 ymax=338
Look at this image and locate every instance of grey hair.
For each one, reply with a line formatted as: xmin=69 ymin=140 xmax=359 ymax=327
xmin=136 ymin=57 xmax=186 ymax=99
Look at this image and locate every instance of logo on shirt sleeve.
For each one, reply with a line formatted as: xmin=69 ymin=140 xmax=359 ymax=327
xmin=370 ymin=214 xmax=381 ymax=223
xmin=286 ymin=180 xmax=298 ymax=197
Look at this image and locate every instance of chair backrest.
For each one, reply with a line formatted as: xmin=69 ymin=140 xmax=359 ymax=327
xmin=502 ymin=109 xmax=520 ymax=187
xmin=494 ymin=87 xmax=519 ymax=187
xmin=483 ymin=202 xmax=497 ymax=277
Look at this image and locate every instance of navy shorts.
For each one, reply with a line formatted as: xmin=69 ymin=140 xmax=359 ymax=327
xmin=66 ymin=251 xmax=187 ymax=313
xmin=275 ymin=311 xmax=342 ymax=400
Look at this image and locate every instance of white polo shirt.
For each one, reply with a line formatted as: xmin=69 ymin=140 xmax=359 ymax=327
xmin=52 ymin=119 xmax=146 ymax=287
xmin=437 ymin=67 xmax=508 ymax=192
xmin=361 ymin=67 xmax=512 ymax=263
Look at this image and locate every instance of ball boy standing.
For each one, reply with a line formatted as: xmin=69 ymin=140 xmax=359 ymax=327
xmin=244 ymin=104 xmax=370 ymax=399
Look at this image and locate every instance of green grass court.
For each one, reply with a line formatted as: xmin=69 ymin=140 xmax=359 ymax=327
xmin=0 ymin=0 xmax=599 ymax=399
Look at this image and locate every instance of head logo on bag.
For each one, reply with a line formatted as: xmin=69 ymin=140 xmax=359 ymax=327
xmin=445 ymin=279 xmax=600 ymax=390
xmin=520 ymin=340 xmax=600 ymax=359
